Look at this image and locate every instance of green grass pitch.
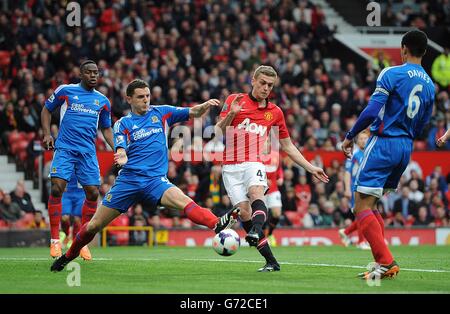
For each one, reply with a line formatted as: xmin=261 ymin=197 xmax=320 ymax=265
xmin=0 ymin=246 xmax=449 ymax=293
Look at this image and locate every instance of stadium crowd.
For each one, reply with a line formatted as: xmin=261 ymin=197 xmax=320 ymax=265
xmin=0 ymin=0 xmax=449 ymax=234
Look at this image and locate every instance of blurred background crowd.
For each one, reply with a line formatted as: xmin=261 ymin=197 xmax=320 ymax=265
xmin=0 ymin=0 xmax=449 ymax=235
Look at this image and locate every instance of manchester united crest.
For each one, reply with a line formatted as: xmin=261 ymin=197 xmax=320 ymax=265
xmin=264 ymin=112 xmax=273 ymax=121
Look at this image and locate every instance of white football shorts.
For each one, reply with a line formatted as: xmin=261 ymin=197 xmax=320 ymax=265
xmin=222 ymin=162 xmax=268 ymax=206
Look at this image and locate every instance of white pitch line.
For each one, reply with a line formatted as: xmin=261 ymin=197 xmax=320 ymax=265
xmin=1 ymin=257 xmax=449 ymax=274
xmin=182 ymin=258 xmax=450 ymax=274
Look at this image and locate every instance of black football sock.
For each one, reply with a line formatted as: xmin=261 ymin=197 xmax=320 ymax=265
xmin=268 ymin=216 xmax=280 ymax=236
xmin=242 ymin=219 xmax=277 ymax=264
xmin=250 ymin=199 xmax=268 ymax=234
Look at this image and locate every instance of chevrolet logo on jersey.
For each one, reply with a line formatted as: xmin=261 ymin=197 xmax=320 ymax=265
xmin=152 ymin=116 xmax=159 ymax=123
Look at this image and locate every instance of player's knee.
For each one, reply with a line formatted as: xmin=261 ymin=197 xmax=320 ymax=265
xmin=239 ymin=206 xmax=252 ymax=221
xmin=73 ymin=216 xmax=81 ymax=223
xmin=247 ymin=189 xmax=265 ymax=203
xmin=86 ymin=219 xmax=101 ymax=233
xmin=84 ymin=188 xmax=99 ymax=202
xmin=272 ymin=208 xmax=281 ymax=218
xmin=61 ymin=215 xmax=70 ymax=222
xmin=50 ymin=184 xmax=64 ymax=198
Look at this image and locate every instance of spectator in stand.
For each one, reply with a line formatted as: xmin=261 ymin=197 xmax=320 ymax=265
xmin=390 ymin=212 xmax=406 ymax=227
xmin=303 ymin=204 xmax=323 ymax=228
xmin=434 ymin=206 xmax=449 ymax=227
xmin=282 ymin=188 xmax=299 ymax=214
xmin=321 ymin=201 xmax=335 ymax=226
xmin=409 ymin=180 xmax=424 ymax=203
xmin=407 ymin=169 xmax=425 ymax=192
xmin=10 ymin=180 xmax=36 ymax=214
xmin=130 ymin=216 xmax=148 ymax=246
xmin=431 ymin=46 xmax=450 ymax=90
xmin=393 ymin=186 xmax=418 ymax=223
xmin=0 ymin=193 xmax=24 ymax=223
xmin=28 ymin=210 xmax=47 ymax=229
xmin=213 ymin=195 xmax=233 ymax=218
xmin=413 ymin=206 xmax=433 ymax=226
xmin=426 ymin=167 xmax=448 ymax=197
xmin=428 ymin=115 xmax=450 ymax=150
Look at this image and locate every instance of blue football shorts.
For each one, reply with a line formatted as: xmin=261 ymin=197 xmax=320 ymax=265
xmin=355 ymin=135 xmax=413 ymax=198
xmin=61 ymin=189 xmax=84 ymax=217
xmin=49 ymin=148 xmax=100 ymax=186
xmin=101 ymin=173 xmax=174 ymax=213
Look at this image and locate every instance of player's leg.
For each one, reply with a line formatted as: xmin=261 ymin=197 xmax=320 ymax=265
xmin=48 ymin=149 xmax=76 ymax=257
xmin=76 ymin=152 xmax=101 ymax=260
xmin=244 ymin=162 xmax=269 ymax=246
xmin=77 ymin=152 xmax=101 ymax=226
xmin=339 ymin=220 xmax=356 ymax=247
xmin=51 ymin=204 xmax=121 ymax=272
xmin=339 ymin=194 xmax=356 ymax=246
xmin=245 ymin=185 xmax=267 ymax=244
xmin=60 ymin=193 xmax=71 ymax=243
xmin=71 ymin=194 xmax=83 ymax=243
xmin=238 ymin=200 xmax=280 ymax=272
xmin=354 ymin=192 xmax=398 ymax=278
xmin=72 ymin=216 xmax=81 ymax=242
xmin=159 ymin=185 xmax=239 ymax=232
xmin=265 ymin=191 xmax=282 ymax=246
xmin=354 ymin=136 xmax=402 ymax=279
xmin=222 ymin=163 xmax=279 ymax=271
xmin=52 ymin=177 xmax=136 ymax=271
xmin=267 ymin=207 xmax=281 ymax=237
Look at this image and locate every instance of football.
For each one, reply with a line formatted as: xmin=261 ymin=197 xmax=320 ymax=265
xmin=212 ymin=229 xmax=241 ymax=256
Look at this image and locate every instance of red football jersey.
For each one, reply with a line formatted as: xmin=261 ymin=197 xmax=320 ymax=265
xmin=219 ymin=93 xmax=289 ymax=164
xmin=263 ymin=150 xmax=283 ymax=193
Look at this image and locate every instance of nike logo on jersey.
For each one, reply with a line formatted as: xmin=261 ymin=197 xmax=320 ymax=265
xmin=132 ymin=124 xmax=139 ymax=130
xmin=73 ymin=96 xmax=79 ymax=100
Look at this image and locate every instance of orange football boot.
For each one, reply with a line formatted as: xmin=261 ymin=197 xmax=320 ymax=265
xmin=80 ymin=245 xmax=92 ymax=261
xmin=50 ymin=241 xmax=62 ymax=258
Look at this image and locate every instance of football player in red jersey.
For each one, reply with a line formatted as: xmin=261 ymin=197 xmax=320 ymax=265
xmin=262 ymin=147 xmax=283 ymax=247
xmin=216 ymin=65 xmax=329 ymax=272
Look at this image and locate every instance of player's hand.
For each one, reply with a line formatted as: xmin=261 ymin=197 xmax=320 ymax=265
xmin=43 ymin=135 xmax=54 ymax=150
xmin=201 ymin=98 xmax=221 ymax=110
xmin=341 ymin=138 xmax=354 ymax=159
xmin=436 ymin=135 xmax=448 ymax=148
xmin=230 ymin=94 xmax=244 ymax=114
xmin=309 ymin=166 xmax=329 ymax=183
xmin=344 ymin=190 xmax=352 ymax=199
xmin=114 ymin=150 xmax=128 ymax=166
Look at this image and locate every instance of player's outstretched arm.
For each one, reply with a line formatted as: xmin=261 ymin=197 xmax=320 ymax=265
xmin=436 ymin=129 xmax=450 ymax=147
xmin=189 ymin=99 xmax=220 ymax=118
xmin=101 ymin=127 xmax=115 ymax=150
xmin=41 ymin=106 xmax=54 ymax=150
xmin=114 ymin=148 xmax=128 ymax=166
xmin=279 ymin=138 xmax=329 ymax=183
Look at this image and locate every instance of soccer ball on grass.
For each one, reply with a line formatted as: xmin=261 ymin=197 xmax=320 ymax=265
xmin=212 ymin=229 xmax=240 ymax=256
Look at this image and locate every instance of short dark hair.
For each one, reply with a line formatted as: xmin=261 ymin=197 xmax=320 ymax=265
xmin=126 ymin=79 xmax=149 ymax=96
xmin=401 ymin=30 xmax=428 ymax=57
xmin=80 ymin=60 xmax=97 ymax=72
